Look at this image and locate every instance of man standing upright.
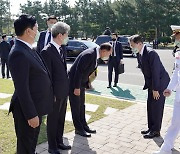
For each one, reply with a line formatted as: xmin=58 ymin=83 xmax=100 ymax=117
xmin=130 ymin=35 xmax=170 ymax=139
xmin=0 ymin=34 xmax=11 ymax=78
xmin=107 ymin=33 xmax=123 ymax=88
xmin=8 ymin=14 xmax=54 ymax=154
xmin=41 ymin=22 xmax=71 ymax=154
xmin=37 ymin=15 xmax=57 ymax=53
xmin=69 ymin=43 xmax=112 ymax=137
xmin=153 ymin=25 xmax=180 ymax=154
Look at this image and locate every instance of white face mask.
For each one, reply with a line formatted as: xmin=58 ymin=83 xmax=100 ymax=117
xmin=30 ymin=30 xmax=39 ymax=43
xmin=34 ymin=31 xmax=40 ymax=42
xmin=175 ymin=40 xmax=180 ymax=48
xmin=62 ymin=37 xmax=69 ymax=45
xmin=132 ymin=47 xmax=139 ymax=53
xmin=48 ymin=24 xmax=54 ymax=30
xmin=101 ymin=56 xmax=109 ymax=61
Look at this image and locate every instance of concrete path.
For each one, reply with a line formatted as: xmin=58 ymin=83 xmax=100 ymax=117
xmin=37 ymin=103 xmax=180 ymax=154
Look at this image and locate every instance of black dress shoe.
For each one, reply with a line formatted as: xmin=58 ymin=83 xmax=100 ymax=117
xmin=107 ymin=85 xmax=111 ymax=88
xmin=48 ymin=149 xmax=61 ymax=154
xmin=58 ymin=143 xmax=71 ymax=150
xmin=141 ymin=129 xmax=151 ymax=134
xmin=143 ymin=131 xmax=160 ymax=139
xmin=113 ymin=84 xmax=117 ymax=87
xmin=75 ymin=130 xmax=91 ymax=137
xmin=84 ymin=126 xmax=96 ymax=134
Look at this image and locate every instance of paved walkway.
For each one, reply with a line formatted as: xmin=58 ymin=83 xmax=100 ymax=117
xmin=89 ymin=80 xmax=175 ymax=106
xmin=37 ymin=103 xmax=180 ymax=154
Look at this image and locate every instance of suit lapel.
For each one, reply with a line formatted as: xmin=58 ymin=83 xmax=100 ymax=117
xmin=16 ymin=40 xmax=47 ymax=72
xmin=50 ymin=43 xmax=66 ymax=65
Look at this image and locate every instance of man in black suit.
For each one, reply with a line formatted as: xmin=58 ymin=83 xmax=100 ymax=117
xmin=10 ymin=34 xmax=15 ymax=48
xmin=41 ymin=22 xmax=71 ymax=154
xmin=8 ymin=14 xmax=54 ymax=154
xmin=69 ymin=43 xmax=112 ymax=137
xmin=107 ymin=33 xmax=123 ymax=88
xmin=130 ymin=35 xmax=170 ymax=139
xmin=0 ymin=34 xmax=11 ymax=78
xmin=37 ymin=15 xmax=57 ymax=53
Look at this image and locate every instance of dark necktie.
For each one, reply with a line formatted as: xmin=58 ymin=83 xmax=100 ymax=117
xmin=112 ymin=41 xmax=115 ymax=57
xmin=46 ymin=32 xmax=51 ymax=45
xmin=59 ymin=47 xmax=64 ymax=63
xmin=139 ymin=54 xmax=142 ymax=64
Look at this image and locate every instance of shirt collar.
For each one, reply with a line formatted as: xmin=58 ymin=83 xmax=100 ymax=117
xmin=17 ymin=38 xmax=33 ymax=49
xmin=51 ymin=40 xmax=61 ymax=54
xmin=96 ymin=47 xmax=100 ymax=60
xmin=140 ymin=44 xmax=145 ymax=55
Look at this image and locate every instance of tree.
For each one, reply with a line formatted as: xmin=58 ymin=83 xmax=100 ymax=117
xmin=0 ymin=0 xmax=10 ymax=34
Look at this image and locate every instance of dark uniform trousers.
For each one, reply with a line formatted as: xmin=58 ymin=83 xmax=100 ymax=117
xmin=1 ymin=58 xmax=9 ymax=78
xmin=147 ymin=89 xmax=165 ymax=132
xmin=13 ymin=102 xmax=42 ymax=154
xmin=47 ymin=97 xmax=67 ymax=150
xmin=69 ymin=87 xmax=87 ymax=132
xmin=108 ymin=56 xmax=119 ymax=85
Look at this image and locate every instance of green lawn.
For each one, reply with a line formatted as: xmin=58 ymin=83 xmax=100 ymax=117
xmin=0 ymin=79 xmax=134 ymax=154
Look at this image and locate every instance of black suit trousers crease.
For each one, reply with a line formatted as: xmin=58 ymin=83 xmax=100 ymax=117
xmin=1 ymin=58 xmax=9 ymax=78
xmin=69 ymin=87 xmax=88 ymax=132
xmin=13 ymin=102 xmax=42 ymax=154
xmin=47 ymin=97 xmax=68 ymax=150
xmin=108 ymin=57 xmax=119 ymax=85
xmin=147 ymin=89 xmax=165 ymax=132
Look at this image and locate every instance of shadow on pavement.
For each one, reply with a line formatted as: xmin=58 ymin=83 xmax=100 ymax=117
xmin=71 ymin=135 xmax=96 ymax=154
xmin=110 ymin=86 xmax=136 ymax=100
xmin=153 ymin=137 xmax=180 ymax=153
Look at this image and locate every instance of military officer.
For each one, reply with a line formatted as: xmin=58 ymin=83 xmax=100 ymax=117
xmin=153 ymin=25 xmax=180 ymax=154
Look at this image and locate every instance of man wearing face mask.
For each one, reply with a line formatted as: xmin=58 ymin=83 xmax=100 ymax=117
xmin=107 ymin=33 xmax=123 ymax=88
xmin=8 ymin=14 xmax=54 ymax=154
xmin=68 ymin=43 xmax=112 ymax=137
xmin=0 ymin=34 xmax=11 ymax=78
xmin=153 ymin=25 xmax=180 ymax=154
xmin=37 ymin=15 xmax=57 ymax=53
xmin=41 ymin=22 xmax=71 ymax=154
xmin=129 ymin=35 xmax=170 ymax=139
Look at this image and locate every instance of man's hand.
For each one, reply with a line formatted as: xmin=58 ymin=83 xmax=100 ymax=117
xmin=28 ymin=116 xmax=39 ymax=128
xmin=163 ymin=89 xmax=171 ymax=97
xmin=74 ymin=88 xmax=80 ymax=96
xmin=153 ymin=90 xmax=160 ymax=100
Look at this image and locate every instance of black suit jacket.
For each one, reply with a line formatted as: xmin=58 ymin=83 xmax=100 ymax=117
xmin=8 ymin=40 xmax=54 ymax=120
xmin=69 ymin=47 xmax=97 ymax=89
xmin=0 ymin=41 xmax=11 ymax=59
xmin=41 ymin=43 xmax=69 ymax=99
xmin=37 ymin=31 xmax=47 ymax=53
xmin=109 ymin=41 xmax=123 ymax=63
xmin=138 ymin=46 xmax=170 ymax=91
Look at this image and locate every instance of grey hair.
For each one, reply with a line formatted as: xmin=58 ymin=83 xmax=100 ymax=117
xmin=51 ymin=21 xmax=70 ymax=38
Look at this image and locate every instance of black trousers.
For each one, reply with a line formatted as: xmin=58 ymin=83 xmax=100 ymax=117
xmin=1 ymin=58 xmax=9 ymax=78
xmin=69 ymin=87 xmax=88 ymax=132
xmin=108 ymin=57 xmax=119 ymax=85
xmin=47 ymin=97 xmax=67 ymax=150
xmin=13 ymin=103 xmax=42 ymax=154
xmin=147 ymin=89 xmax=165 ymax=132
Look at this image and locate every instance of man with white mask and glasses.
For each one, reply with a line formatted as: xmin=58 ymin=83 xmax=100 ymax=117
xmin=129 ymin=35 xmax=170 ymax=139
xmin=37 ymin=15 xmax=57 ymax=53
xmin=153 ymin=25 xmax=180 ymax=154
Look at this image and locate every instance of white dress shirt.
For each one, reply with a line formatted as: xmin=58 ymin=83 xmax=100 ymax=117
xmin=44 ymin=30 xmax=52 ymax=47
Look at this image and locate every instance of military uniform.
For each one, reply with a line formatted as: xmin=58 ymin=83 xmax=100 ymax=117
xmin=153 ymin=25 xmax=180 ymax=154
